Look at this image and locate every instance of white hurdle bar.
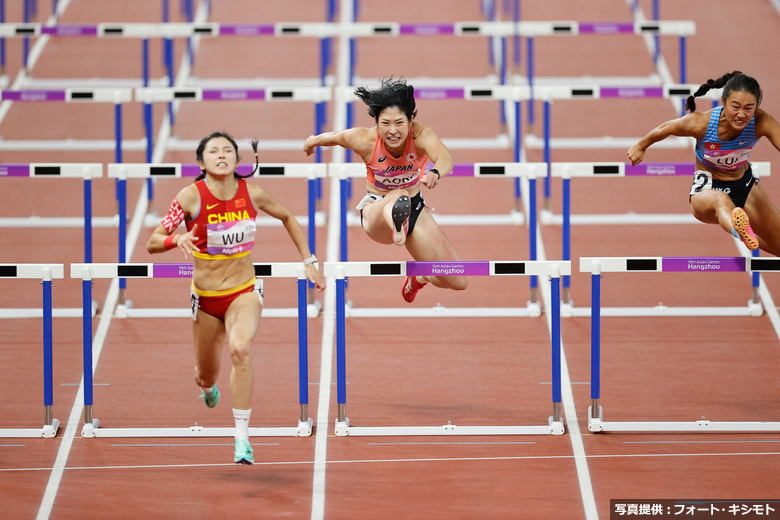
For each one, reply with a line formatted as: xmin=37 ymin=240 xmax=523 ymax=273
xmin=582 ymin=256 xmax=780 ymax=433
xmin=549 ymin=161 xmax=772 ymax=309
xmin=0 ymin=163 xmax=104 ymax=264
xmin=70 ymin=262 xmax=315 ymax=438
xmin=324 ymin=260 xmax=569 ymax=436
xmin=0 ymin=264 xmax=63 ymax=438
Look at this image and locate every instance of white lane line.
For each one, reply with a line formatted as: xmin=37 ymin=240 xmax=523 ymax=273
xmin=13 ymin=449 xmax=780 ymax=474
xmin=309 ymin=1 xmax=355 ymax=519
xmin=530 ymin=185 xmax=599 ymax=518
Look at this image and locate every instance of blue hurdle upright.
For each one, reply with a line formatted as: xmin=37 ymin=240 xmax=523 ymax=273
xmin=324 ymin=260 xmax=569 ymax=436
xmin=70 ymin=262 xmax=314 ymax=438
xmin=0 ymin=264 xmax=62 ymax=438
xmin=582 ymin=256 xmax=780 ymax=433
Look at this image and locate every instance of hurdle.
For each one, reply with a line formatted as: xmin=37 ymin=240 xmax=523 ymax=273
xmin=515 ymin=21 xmax=695 ymax=122
xmin=107 ymin=161 xmax=326 ymax=315
xmin=0 ymin=263 xmax=62 ymax=438
xmin=0 ymin=163 xmax=103 ymax=265
xmin=331 ymin=161 xmax=549 ymax=313
xmin=582 ymin=255 xmax=780 ymax=433
xmin=545 ymin=161 xmax=772 ymax=311
xmin=324 ymin=260 xmax=569 ymax=436
xmin=0 ymin=88 xmax=133 ymax=159
xmin=70 ymin=262 xmax=314 ymax=438
xmin=523 ymin=84 xmax=720 ymax=211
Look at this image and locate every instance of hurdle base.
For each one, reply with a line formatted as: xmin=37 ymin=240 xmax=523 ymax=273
xmin=334 ymin=417 xmax=350 ymax=437
xmin=527 ymin=300 xmax=542 ymax=318
xmin=539 ymin=208 xmax=555 ymax=225
xmin=548 ymin=416 xmax=565 ymax=436
xmin=566 ymin=305 xmax=760 ymax=318
xmin=748 ymin=298 xmax=763 ymax=317
xmin=560 ymin=299 xmax=573 ymax=318
xmin=81 ymin=418 xmax=100 ymax=438
xmin=588 ymin=405 xmax=604 ymax=433
xmin=115 ymin=300 xmax=133 ymax=319
xmin=42 ymin=419 xmax=60 ymax=438
xmin=0 ymin=419 xmax=61 ymax=438
xmin=307 ymin=300 xmax=322 ymax=319
xmin=332 ymin=421 xmax=562 ymax=437
xmin=592 ymin=419 xmax=780 ymax=433
xmin=297 ymin=418 xmax=313 ymax=437
xmin=81 ymin=422 xmax=309 ymax=438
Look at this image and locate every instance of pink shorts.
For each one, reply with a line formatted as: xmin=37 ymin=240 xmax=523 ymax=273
xmin=190 ymin=278 xmax=264 ymax=321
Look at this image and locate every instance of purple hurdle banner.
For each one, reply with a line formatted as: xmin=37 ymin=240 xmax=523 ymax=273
xmin=219 ymin=24 xmax=275 ymax=36
xmin=578 ymin=22 xmax=634 ymax=34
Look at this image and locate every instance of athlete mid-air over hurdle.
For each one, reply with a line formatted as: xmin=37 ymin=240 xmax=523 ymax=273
xmin=628 ymin=71 xmax=780 ymax=256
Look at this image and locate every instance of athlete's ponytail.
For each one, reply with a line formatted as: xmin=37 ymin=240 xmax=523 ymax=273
xmin=237 ymin=138 xmax=260 ymax=178
xmin=685 ymin=71 xmax=762 ymax=113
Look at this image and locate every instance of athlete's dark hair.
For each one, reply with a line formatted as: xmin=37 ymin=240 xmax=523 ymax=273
xmin=354 ymin=77 xmax=418 ymax=121
xmin=194 ymin=131 xmax=259 ymax=181
xmin=685 ymin=71 xmax=763 ymax=113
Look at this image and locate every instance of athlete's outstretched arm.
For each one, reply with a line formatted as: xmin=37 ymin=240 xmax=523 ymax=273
xmin=627 ymin=112 xmax=707 ymax=166
xmin=756 ymin=109 xmax=780 ymax=154
xmin=303 ymin=127 xmax=371 ymax=156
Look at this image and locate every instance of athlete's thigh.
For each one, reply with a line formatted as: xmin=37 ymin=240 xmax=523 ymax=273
xmin=192 ymin=311 xmax=226 ymax=368
xmin=744 ymin=182 xmax=780 ymax=237
xmin=223 ymin=291 xmax=263 ymax=345
xmin=405 ymin=209 xmax=461 ymax=261
xmin=689 ymin=189 xmax=732 ymax=224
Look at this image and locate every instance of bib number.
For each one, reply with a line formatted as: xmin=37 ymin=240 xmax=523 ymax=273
xmin=689 ymin=171 xmax=712 ymax=196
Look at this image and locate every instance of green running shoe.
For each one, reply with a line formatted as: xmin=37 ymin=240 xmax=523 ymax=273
xmin=234 ymin=438 xmax=254 ymax=464
xmin=200 ymin=385 xmax=220 ymax=408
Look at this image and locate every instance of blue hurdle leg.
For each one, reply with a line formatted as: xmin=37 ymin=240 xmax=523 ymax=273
xmin=42 ymin=275 xmax=54 ymax=426
xmin=336 ymin=275 xmax=347 ymax=424
xmin=297 ymin=276 xmax=310 ymax=423
xmin=550 ymin=271 xmax=562 ymax=425
xmin=82 ymin=275 xmax=94 ymax=426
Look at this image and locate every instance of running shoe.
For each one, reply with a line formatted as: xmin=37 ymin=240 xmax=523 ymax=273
xmin=402 ymin=276 xmax=427 ymax=303
xmin=731 ymin=207 xmax=759 ymax=250
xmin=234 ymin=438 xmax=254 ymax=465
xmin=200 ymin=384 xmax=220 ymax=408
xmin=391 ymin=195 xmax=411 ymax=246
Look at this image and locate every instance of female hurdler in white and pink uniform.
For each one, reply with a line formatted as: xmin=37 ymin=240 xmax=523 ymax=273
xmin=629 ymin=71 xmax=780 ymax=256
xmin=304 ymin=77 xmax=468 ymax=302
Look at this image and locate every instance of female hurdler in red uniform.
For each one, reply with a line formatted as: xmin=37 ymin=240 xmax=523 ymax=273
xmin=147 ymin=131 xmax=325 ymax=464
xmin=303 ymin=77 xmax=468 ymax=302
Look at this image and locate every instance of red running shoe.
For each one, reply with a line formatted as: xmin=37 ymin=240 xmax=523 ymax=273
xmin=391 ymin=195 xmax=411 ymax=246
xmin=402 ymin=276 xmax=427 ymax=303
xmin=731 ymin=207 xmax=759 ymax=250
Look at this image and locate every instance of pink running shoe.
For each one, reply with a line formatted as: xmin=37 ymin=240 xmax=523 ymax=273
xmin=402 ymin=276 xmax=427 ymax=303
xmin=391 ymin=195 xmax=411 ymax=246
xmin=731 ymin=207 xmax=759 ymax=250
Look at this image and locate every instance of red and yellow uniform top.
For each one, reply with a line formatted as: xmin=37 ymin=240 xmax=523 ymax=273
xmin=364 ymin=126 xmax=429 ymax=190
xmin=186 ymin=178 xmax=258 ymax=260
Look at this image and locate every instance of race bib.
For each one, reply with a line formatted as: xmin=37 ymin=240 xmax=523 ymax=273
xmin=206 ymin=219 xmax=256 ymax=256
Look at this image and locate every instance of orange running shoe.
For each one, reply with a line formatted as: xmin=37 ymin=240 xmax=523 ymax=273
xmin=731 ymin=207 xmax=759 ymax=250
xmin=402 ymin=276 xmax=427 ymax=303
xmin=391 ymin=195 xmax=411 ymax=246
